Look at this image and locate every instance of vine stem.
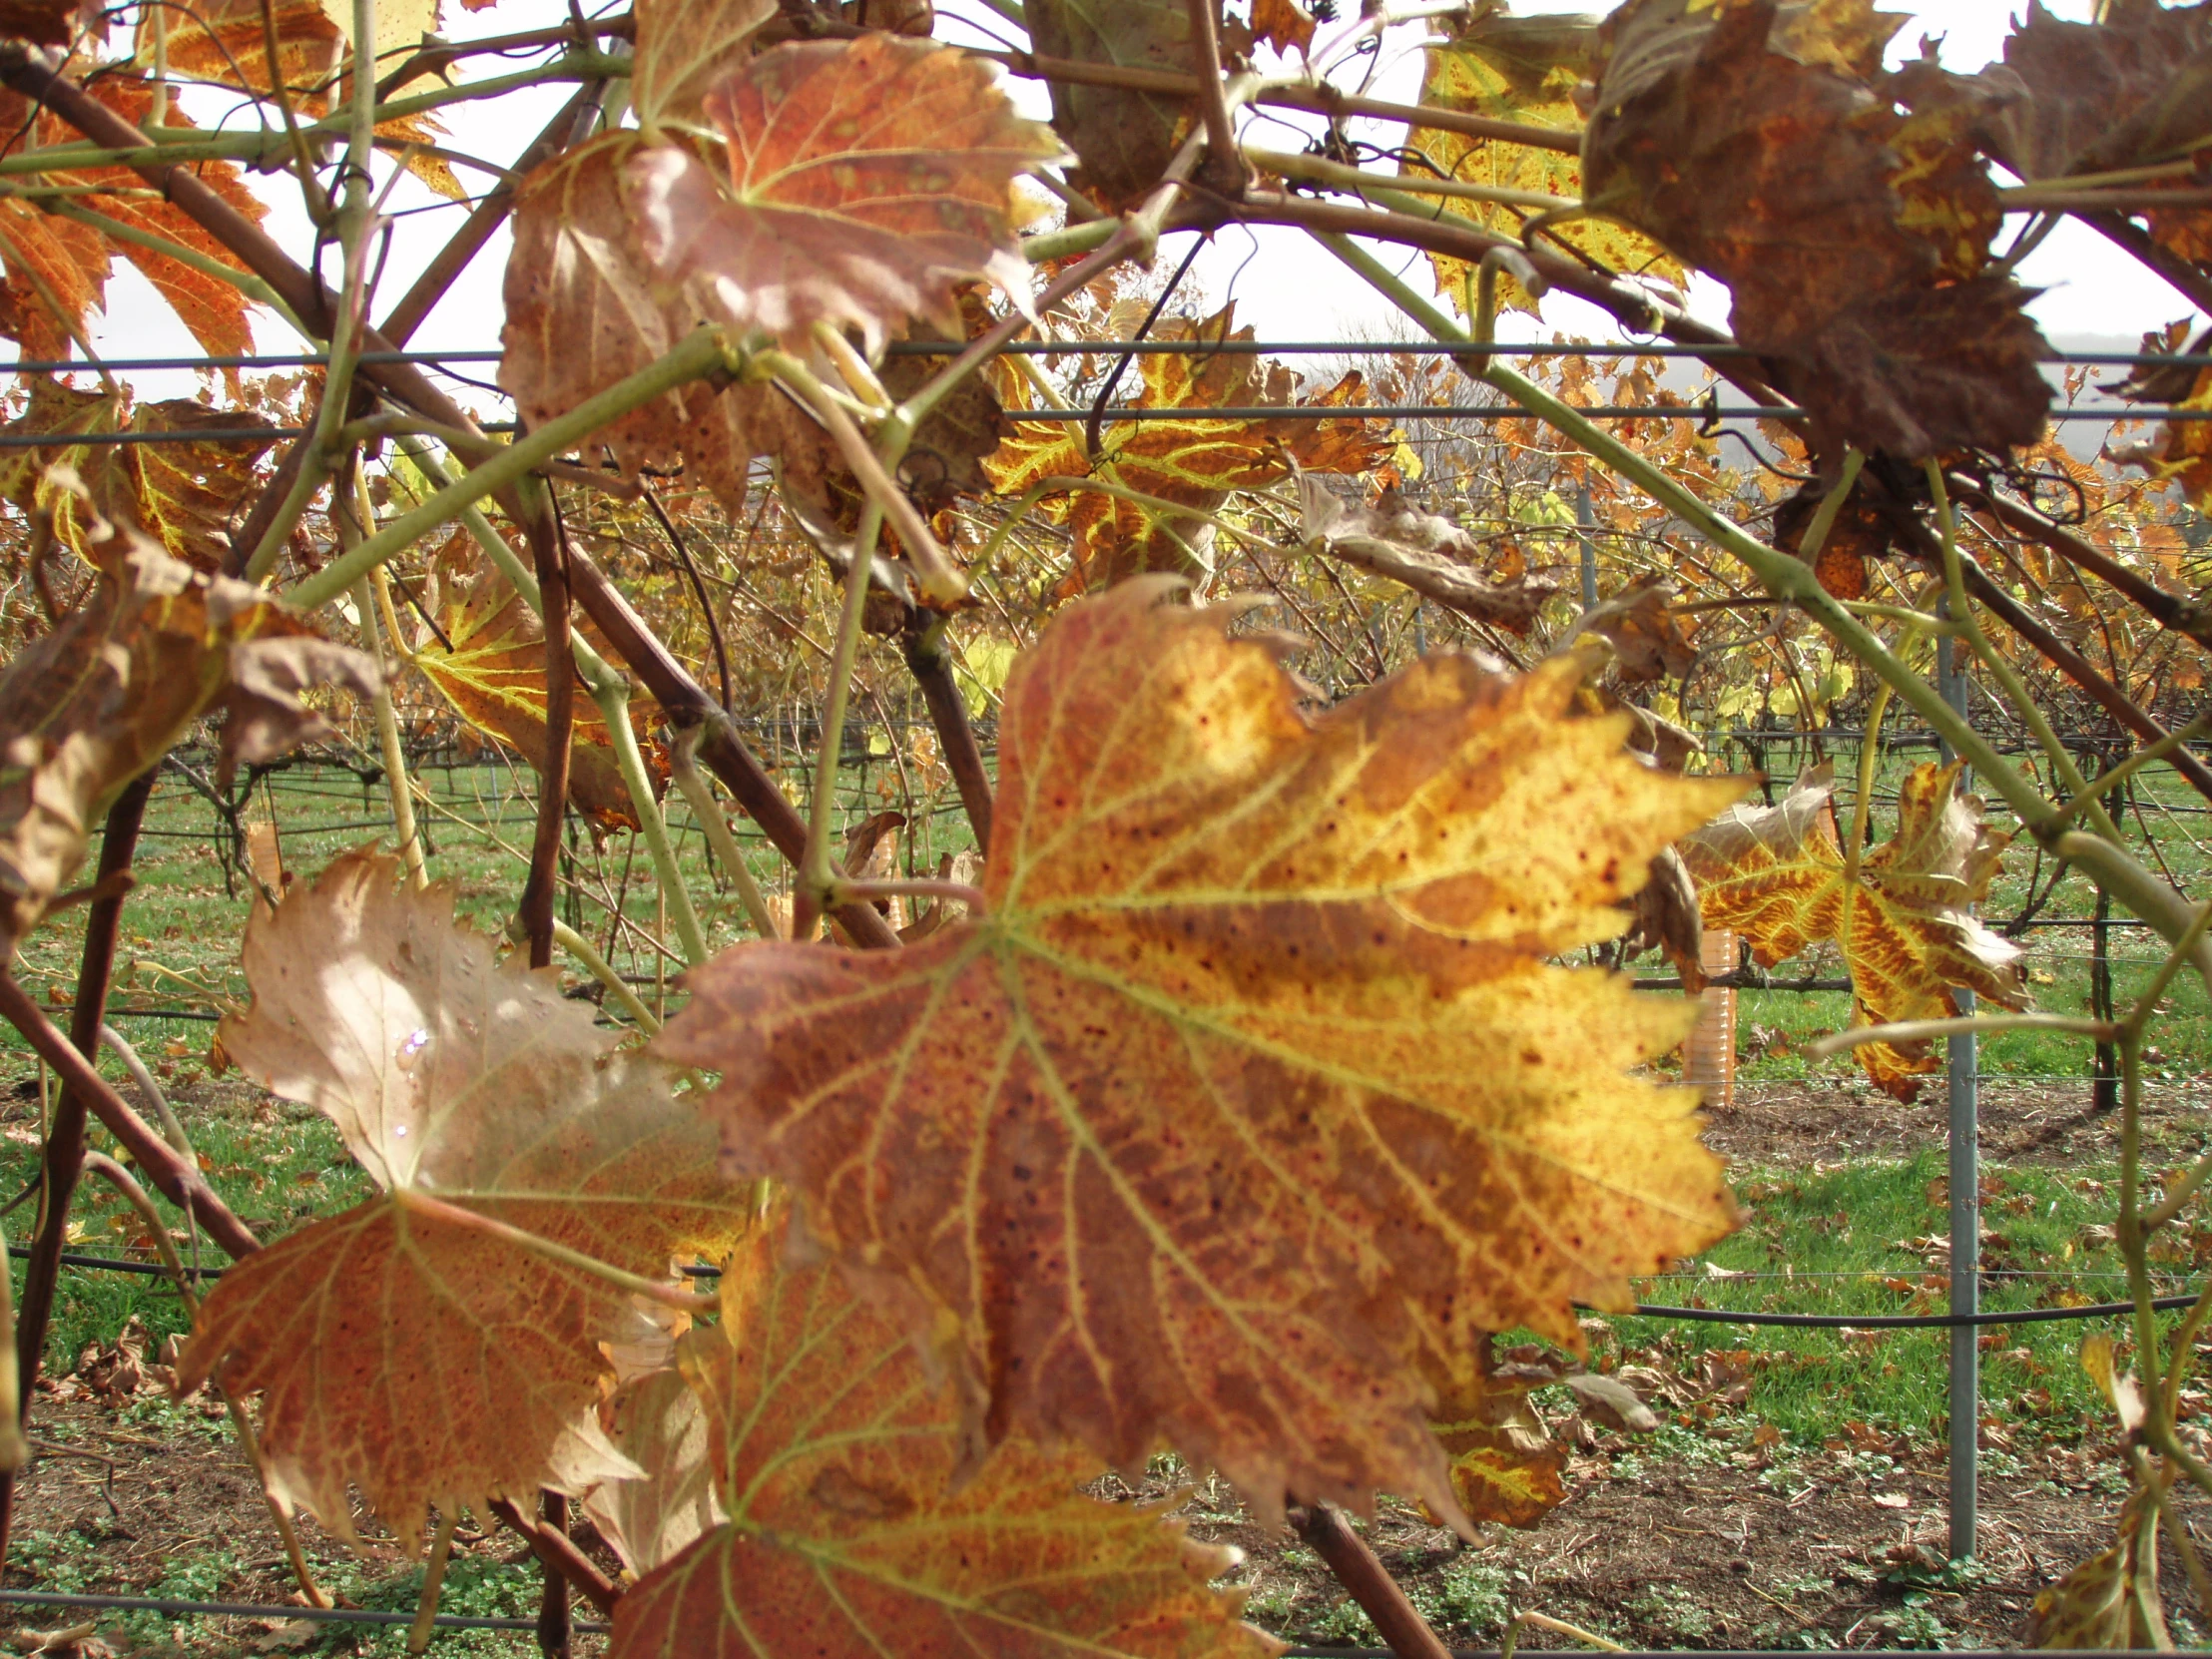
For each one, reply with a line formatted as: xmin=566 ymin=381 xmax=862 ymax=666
xmin=521 ymin=474 xmax=574 ymax=971
xmin=803 ymin=495 xmax=890 ymax=919
xmin=551 ymin=920 xmax=661 ymax=1033
xmin=288 ymin=327 xmax=729 ymax=608
xmin=1807 ymin=1013 xmax=2116 ymax=1054
xmin=670 ymin=728 xmax=779 ymax=940
xmin=389 ymin=1188 xmax=716 ymax=1313
xmin=1288 ymin=1504 xmax=1452 ymax=1659
xmin=356 ymin=572 xmax=428 ymax=888
xmin=408 ymin=1512 xmax=461 ymax=1655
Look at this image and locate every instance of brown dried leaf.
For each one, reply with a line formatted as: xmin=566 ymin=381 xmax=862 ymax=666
xmin=2027 ymin=1486 xmax=2166 ymax=1648
xmin=1300 ymin=476 xmax=1556 ymax=633
xmin=1582 ymin=0 xmax=2049 ymax=457
xmin=1023 ymin=0 xmax=1192 ymax=209
xmin=1578 ymin=577 xmax=1695 ymax=684
xmin=656 ymin=578 xmax=1741 ymax=1524
xmin=1680 ymin=761 xmax=2028 ymax=1101
xmin=0 ymin=0 xmax=97 ymax=46
xmin=1564 ymin=1370 xmax=1658 ymax=1434
xmin=627 ymin=36 xmax=1061 ymax=355
xmin=1251 ymin=0 xmax=1316 ymax=59
xmin=610 ymin=1212 xmax=1278 ymax=1659
xmin=1621 ymin=844 xmax=1704 ymax=993
xmin=0 ymin=510 xmax=371 ymax=952
xmin=178 ymin=852 xmax=752 ymax=1540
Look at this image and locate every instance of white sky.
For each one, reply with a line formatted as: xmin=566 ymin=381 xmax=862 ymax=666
xmin=34 ymin=0 xmax=2212 ymax=408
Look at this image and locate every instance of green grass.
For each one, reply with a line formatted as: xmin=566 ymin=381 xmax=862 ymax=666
xmin=1585 ymin=1148 xmax=2205 ymax=1446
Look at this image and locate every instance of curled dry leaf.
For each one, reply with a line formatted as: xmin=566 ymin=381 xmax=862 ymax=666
xmin=0 ymin=510 xmax=372 ymax=952
xmin=178 ymin=852 xmax=752 ymax=1540
xmin=657 ymin=578 xmax=1741 ymax=1525
xmin=1298 ymin=475 xmax=1557 ymax=634
xmin=1426 ymin=1347 xmax=1568 ymax=1530
xmin=0 ymin=0 xmax=99 ymax=46
xmin=1564 ymin=1370 xmax=1659 ymax=1435
xmin=0 ymin=378 xmax=273 ymax=569
xmin=1679 ymin=761 xmax=2028 ymax=1101
xmin=984 ymin=305 xmax=1389 ymax=589
xmin=1581 ymin=0 xmax=2049 ymax=458
xmin=1576 ymin=577 xmax=1695 ymax=684
xmin=410 ymin=562 xmax=661 ymax=830
xmin=1022 ymin=0 xmax=1194 ymax=209
xmin=1402 ymin=12 xmax=1683 ymax=316
xmin=1621 ymin=843 xmax=1705 ymax=994
xmin=610 ymin=1210 xmax=1278 ymax=1659
xmin=626 ymin=36 xmax=1062 ymax=356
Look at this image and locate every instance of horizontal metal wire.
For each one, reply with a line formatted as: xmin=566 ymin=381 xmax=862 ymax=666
xmin=12 ymin=1243 xmax=2185 ymax=1329
xmin=0 ymin=1588 xmax=609 ymax=1634
xmin=1019 ymin=404 xmax=2203 ymax=422
xmin=0 ymin=422 xmax=519 ymax=448
xmin=7 ymin=344 xmax=2204 ymax=369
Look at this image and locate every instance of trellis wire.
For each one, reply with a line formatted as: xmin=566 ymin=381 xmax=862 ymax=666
xmin=0 ymin=1588 xmax=610 ymax=1635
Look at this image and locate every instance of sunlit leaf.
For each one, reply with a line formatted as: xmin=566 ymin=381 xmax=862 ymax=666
xmin=1402 ymin=13 xmax=1683 ymax=316
xmin=410 ymin=567 xmax=661 ymax=830
xmin=0 ymin=506 xmax=373 ymax=951
xmin=626 ymin=35 xmax=1062 ymax=356
xmin=609 ymin=1210 xmax=1280 ymax=1659
xmin=178 ymin=851 xmax=752 ymax=1540
xmin=586 ymin=1369 xmax=724 ymax=1579
xmin=1581 ymin=0 xmax=2048 ymax=458
xmin=1251 ymin=0 xmax=1317 ymax=59
xmin=658 ymin=578 xmax=1741 ymax=1525
xmin=2027 ymin=1485 xmax=2167 ymax=1649
xmin=1426 ymin=1348 xmax=1568 ymax=1530
xmin=984 ymin=305 xmax=1390 ymax=588
xmin=1679 ymin=760 xmax=2028 ymax=1101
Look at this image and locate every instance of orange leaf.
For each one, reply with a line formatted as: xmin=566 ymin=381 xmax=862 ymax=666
xmin=410 ymin=567 xmax=663 ymax=830
xmin=984 ymin=304 xmax=1390 ymax=588
xmin=608 ymin=1211 xmax=1279 ymax=1659
xmin=1251 ymin=0 xmax=1316 ymax=58
xmin=626 ymin=35 xmax=1061 ymax=355
xmin=178 ymin=852 xmax=752 ymax=1540
xmin=657 ymin=578 xmax=1742 ymax=1524
xmin=499 ymin=132 xmax=836 ymax=511
xmin=1680 ymin=761 xmax=2029 ymax=1101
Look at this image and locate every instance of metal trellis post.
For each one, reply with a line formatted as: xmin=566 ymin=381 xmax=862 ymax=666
xmin=1577 ymin=484 xmax=1597 ymax=610
xmin=1937 ymin=610 xmax=1977 ymax=1561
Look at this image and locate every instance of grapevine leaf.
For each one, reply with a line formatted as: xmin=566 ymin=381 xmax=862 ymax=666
xmin=609 ymin=1212 xmax=1280 ymax=1659
xmin=0 ymin=508 xmax=373 ymax=952
xmin=0 ymin=197 xmax=108 ymax=359
xmin=1577 ymin=577 xmax=1695 ymax=684
xmin=1298 ymin=474 xmax=1555 ymax=633
xmin=657 ymin=578 xmax=1741 ymax=1524
xmin=1401 ymin=14 xmax=1683 ymax=316
xmin=2111 ymin=364 xmax=2212 ymax=509
xmin=0 ymin=0 xmax=97 ymax=46
xmin=1023 ymin=0 xmax=1193 ymax=209
xmin=984 ymin=306 xmax=1389 ymax=588
xmin=1581 ymin=0 xmax=2049 ymax=458
xmin=0 ymin=379 xmax=272 ymax=568
xmin=1251 ymin=0 xmax=1317 ymax=59
xmin=410 ymin=569 xmax=660 ymax=830
xmin=1427 ymin=1354 xmax=1567 ymax=1530
xmin=1679 ymin=761 xmax=2028 ymax=1102
xmin=626 ymin=36 xmax=1062 ymax=356
xmin=177 ymin=852 xmax=752 ymax=1540
xmin=499 ymin=131 xmax=836 ymax=511
xmin=632 ymin=0 xmax=775 ymax=130
xmin=586 ymin=1369 xmax=725 ymax=1578
xmin=141 ymin=0 xmax=464 ymax=200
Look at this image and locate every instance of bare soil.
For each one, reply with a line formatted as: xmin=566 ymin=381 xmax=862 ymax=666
xmin=3 ymin=1079 xmax=2202 ymax=1653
